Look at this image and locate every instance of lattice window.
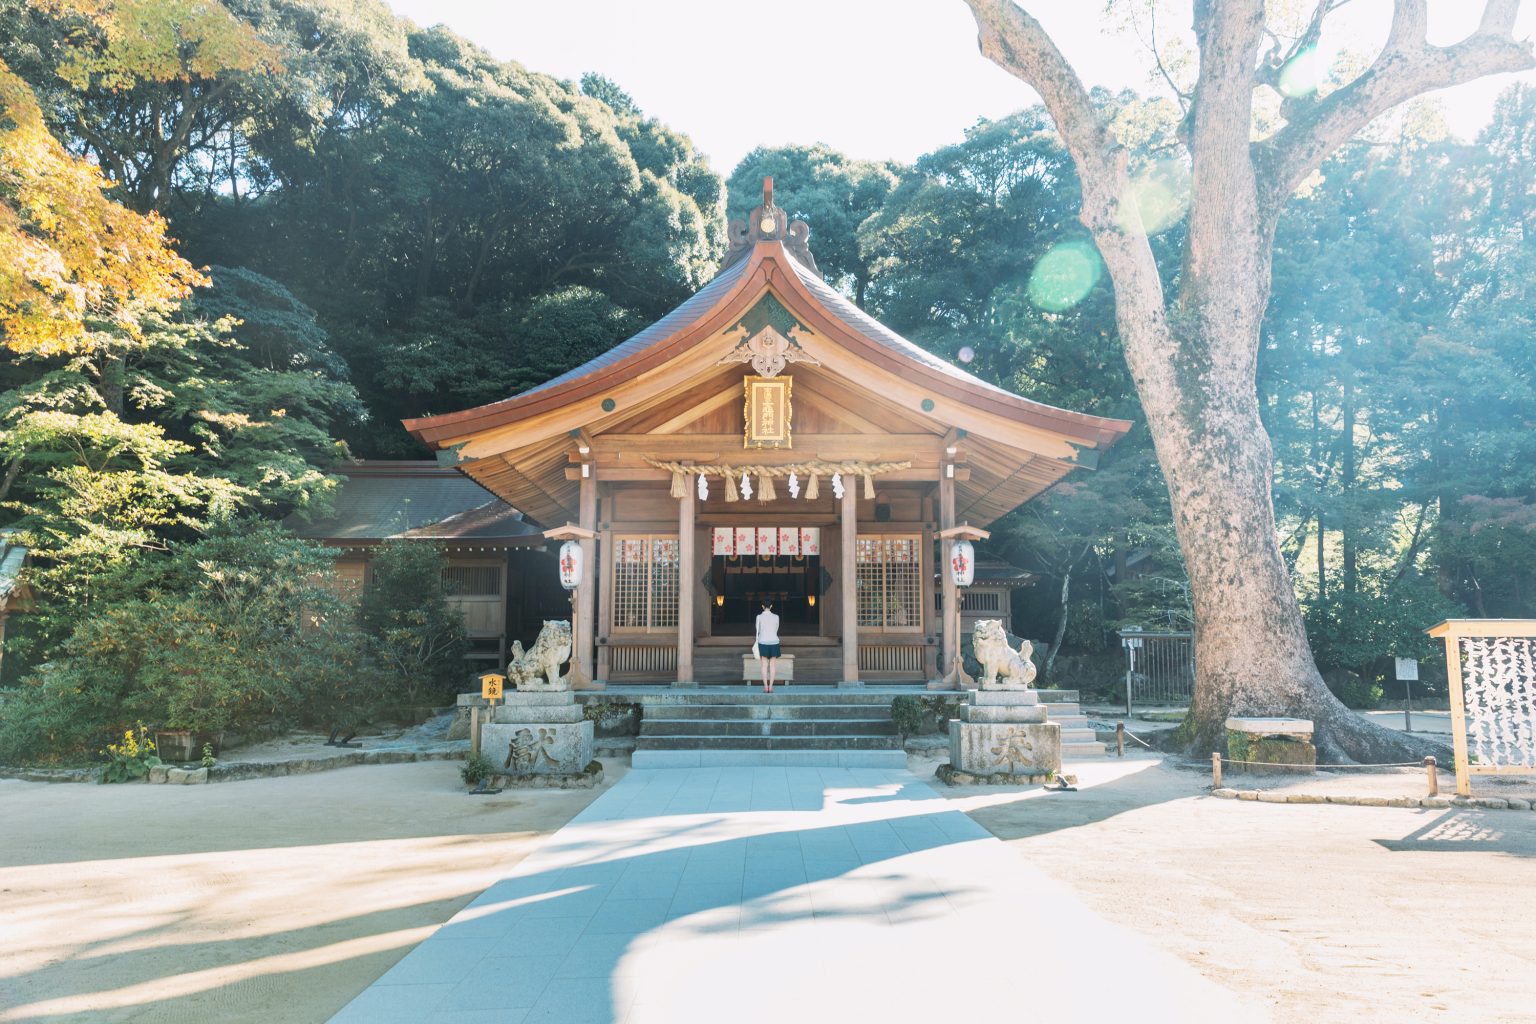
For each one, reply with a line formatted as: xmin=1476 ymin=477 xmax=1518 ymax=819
xmin=856 ymin=536 xmax=922 ymax=630
xmin=443 ymin=564 xmax=502 ymax=597
xmin=612 ymin=535 xmax=680 ymax=632
xmin=961 ymin=590 xmax=1003 ymax=612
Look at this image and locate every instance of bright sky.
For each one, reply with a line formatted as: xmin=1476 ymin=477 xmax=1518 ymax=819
xmin=382 ymin=1 xmax=1536 ymax=173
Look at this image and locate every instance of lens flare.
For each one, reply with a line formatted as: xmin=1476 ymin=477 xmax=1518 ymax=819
xmin=1119 ymin=159 xmax=1191 ymax=235
xmin=958 ymin=346 xmax=975 ymax=364
xmin=1278 ymin=44 xmax=1327 ymax=98
xmin=1026 ymin=240 xmax=1102 ymax=312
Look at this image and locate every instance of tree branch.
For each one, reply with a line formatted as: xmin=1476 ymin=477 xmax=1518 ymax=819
xmin=1257 ymin=0 xmax=1355 ymax=92
xmin=1256 ymin=0 xmax=1534 ymax=217
xmin=960 ymin=0 xmax=1166 ymax=316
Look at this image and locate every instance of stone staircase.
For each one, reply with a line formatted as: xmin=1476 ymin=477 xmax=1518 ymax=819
xmin=690 ymin=642 xmax=844 ymax=685
xmin=630 ymin=691 xmax=906 ymax=768
xmin=1037 ymin=690 xmax=1107 ymax=759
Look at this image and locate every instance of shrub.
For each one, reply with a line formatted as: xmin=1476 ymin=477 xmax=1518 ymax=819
xmin=0 ymin=523 xmax=370 ymax=764
xmin=0 ymin=659 xmax=134 ymax=765
xmin=890 ymin=696 xmax=923 ymax=739
xmin=460 ymin=751 xmax=495 ymax=787
xmin=359 ymin=541 xmax=467 ymax=707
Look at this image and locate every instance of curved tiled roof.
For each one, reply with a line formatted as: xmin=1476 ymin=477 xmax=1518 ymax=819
xmin=403 ymin=257 xmax=755 ymax=445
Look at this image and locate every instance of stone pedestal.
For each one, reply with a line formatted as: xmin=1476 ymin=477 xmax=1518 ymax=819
xmin=1225 ymin=717 xmax=1315 ymax=774
xmin=485 ymin=692 xmax=594 ymax=777
xmin=942 ymin=690 xmax=1061 ymax=783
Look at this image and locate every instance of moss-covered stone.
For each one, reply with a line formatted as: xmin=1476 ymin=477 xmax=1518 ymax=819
xmin=1226 ymin=730 xmax=1315 ymax=774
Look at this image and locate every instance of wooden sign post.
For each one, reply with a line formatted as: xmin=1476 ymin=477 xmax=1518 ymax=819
xmin=473 ymin=672 xmax=504 ymax=758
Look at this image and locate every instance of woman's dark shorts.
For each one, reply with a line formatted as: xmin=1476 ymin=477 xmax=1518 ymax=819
xmin=758 ymin=642 xmax=782 ymax=659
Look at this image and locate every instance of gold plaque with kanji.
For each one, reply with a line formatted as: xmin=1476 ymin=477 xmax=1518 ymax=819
xmin=743 ymin=375 xmax=792 ymax=449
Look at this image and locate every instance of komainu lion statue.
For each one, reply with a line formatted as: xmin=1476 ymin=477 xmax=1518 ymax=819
xmin=506 ymin=620 xmax=573 ymax=691
xmin=973 ymin=619 xmax=1036 ymax=690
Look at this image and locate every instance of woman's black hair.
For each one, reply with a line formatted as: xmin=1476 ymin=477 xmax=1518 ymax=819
xmin=760 ymin=599 xmax=773 ymax=609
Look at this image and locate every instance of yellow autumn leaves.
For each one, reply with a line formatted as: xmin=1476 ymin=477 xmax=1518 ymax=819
xmin=0 ymin=1 xmax=281 ymax=356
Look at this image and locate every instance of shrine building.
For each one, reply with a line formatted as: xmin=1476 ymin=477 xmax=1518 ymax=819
xmin=404 ymin=180 xmax=1130 ymax=687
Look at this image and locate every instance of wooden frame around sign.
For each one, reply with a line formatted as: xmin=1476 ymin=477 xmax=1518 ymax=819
xmin=743 ymin=375 xmax=792 ymax=449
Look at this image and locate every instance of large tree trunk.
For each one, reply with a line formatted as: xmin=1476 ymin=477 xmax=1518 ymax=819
xmin=962 ymin=0 xmax=1532 ymax=762
xmin=1139 ymin=314 xmax=1437 ymax=761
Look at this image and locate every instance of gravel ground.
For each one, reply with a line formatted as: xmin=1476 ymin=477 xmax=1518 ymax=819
xmin=918 ymin=752 xmax=1536 ymax=1024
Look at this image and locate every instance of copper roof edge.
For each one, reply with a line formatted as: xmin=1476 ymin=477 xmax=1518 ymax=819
xmin=402 ymin=237 xmax=1134 ymax=454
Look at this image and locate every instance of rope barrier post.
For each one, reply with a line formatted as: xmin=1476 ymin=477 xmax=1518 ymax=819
xmin=1211 ymin=751 xmax=1222 ymax=789
xmin=1116 ymin=722 xmax=1125 ymax=757
xmin=1425 ymin=755 xmax=1438 ymax=797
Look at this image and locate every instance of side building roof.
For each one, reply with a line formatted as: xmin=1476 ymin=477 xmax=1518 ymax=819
xmin=286 ymin=462 xmax=545 ymax=547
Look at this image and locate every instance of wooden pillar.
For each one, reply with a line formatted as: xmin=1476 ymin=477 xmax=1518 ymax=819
xmin=572 ymin=469 xmax=601 ymax=689
xmin=840 ymin=481 xmax=860 ymax=687
xmin=939 ymin=466 xmax=957 ymax=684
xmin=675 ymin=470 xmax=696 ymax=687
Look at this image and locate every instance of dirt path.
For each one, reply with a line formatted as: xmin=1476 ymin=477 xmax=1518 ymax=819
xmin=4 ymin=754 xmax=1533 ymax=1023
xmin=0 ymin=760 xmax=622 ymax=1023
xmin=922 ymin=754 xmax=1536 ymax=1024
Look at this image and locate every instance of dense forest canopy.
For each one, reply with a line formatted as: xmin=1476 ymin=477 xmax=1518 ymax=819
xmin=1 ymin=0 xmax=1533 ymax=761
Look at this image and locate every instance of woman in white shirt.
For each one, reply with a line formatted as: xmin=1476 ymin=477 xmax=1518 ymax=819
xmin=755 ymin=599 xmax=782 ymax=694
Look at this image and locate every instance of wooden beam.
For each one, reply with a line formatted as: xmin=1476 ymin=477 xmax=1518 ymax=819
xmin=840 ymin=482 xmax=859 ymax=687
xmin=543 ymin=524 xmax=597 ymax=542
xmin=590 ymin=433 xmax=944 ymax=458
xmin=675 ymin=471 xmax=696 ymax=687
xmin=940 ymin=469 xmax=957 ymax=683
xmin=565 ymin=465 xmax=950 ymax=483
xmin=571 ymin=471 xmax=599 ymax=689
xmin=793 ymin=384 xmax=886 ymax=434
xmin=648 ymin=387 xmax=740 ymax=434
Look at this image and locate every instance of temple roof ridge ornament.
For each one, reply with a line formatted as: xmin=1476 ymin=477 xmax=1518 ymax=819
xmin=721 ymin=176 xmax=821 ymax=277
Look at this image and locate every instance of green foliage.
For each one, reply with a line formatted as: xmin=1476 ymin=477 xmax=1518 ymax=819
xmin=727 ymin=144 xmax=898 ymax=304
xmin=919 ymin=695 xmax=966 ymax=730
xmin=459 ymin=751 xmax=495 ymax=787
xmin=98 ymin=724 xmax=161 ymax=783
xmin=0 ymin=638 xmax=150 ymax=764
xmin=889 ymin=696 xmax=923 ymax=739
xmin=581 ymin=698 xmax=639 ymax=730
xmin=1322 ymin=671 xmax=1384 ymax=711
xmin=358 ymin=540 xmax=466 ymax=706
xmin=0 ymin=524 xmax=367 ymax=763
xmin=890 ymin=694 xmax=966 ymax=739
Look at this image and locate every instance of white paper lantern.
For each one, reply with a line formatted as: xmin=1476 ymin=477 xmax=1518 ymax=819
xmin=558 ymin=540 xmax=583 ymax=590
xmin=949 ymin=539 xmax=975 ymax=587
